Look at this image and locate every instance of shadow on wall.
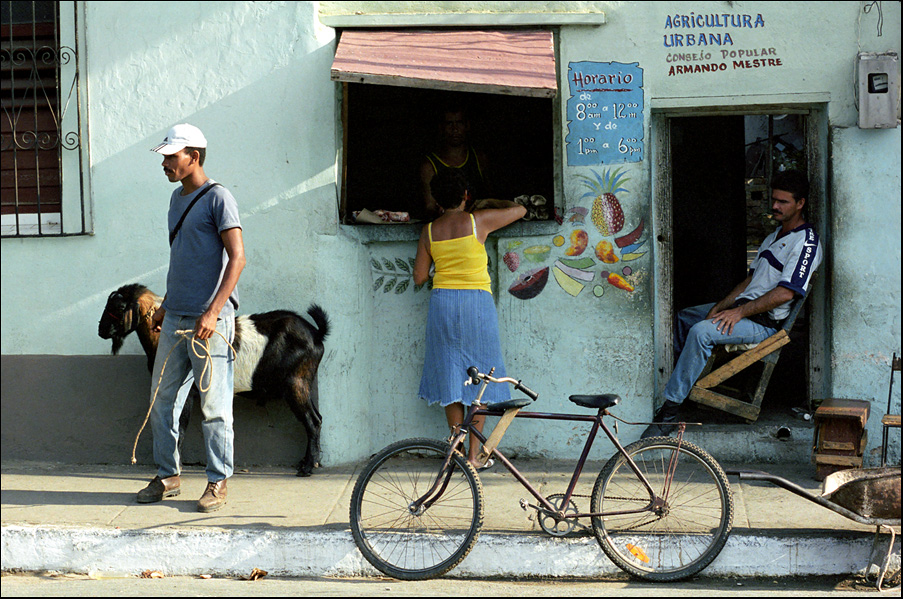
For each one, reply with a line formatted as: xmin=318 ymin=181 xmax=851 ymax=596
xmin=0 ymin=355 xmax=307 ymax=467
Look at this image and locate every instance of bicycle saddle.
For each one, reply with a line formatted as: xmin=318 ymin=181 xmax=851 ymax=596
xmin=483 ymin=397 xmax=534 ymax=412
xmin=569 ymin=394 xmax=620 ymax=410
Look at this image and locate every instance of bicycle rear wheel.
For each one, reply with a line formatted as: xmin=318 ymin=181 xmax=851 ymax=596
xmin=590 ymin=436 xmax=733 ymax=582
xmin=349 ymin=438 xmax=484 ymax=580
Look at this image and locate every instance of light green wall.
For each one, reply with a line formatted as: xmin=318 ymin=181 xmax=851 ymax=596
xmin=828 ymin=126 xmax=902 ymax=465
xmin=1 ymin=1 xmax=900 ymax=465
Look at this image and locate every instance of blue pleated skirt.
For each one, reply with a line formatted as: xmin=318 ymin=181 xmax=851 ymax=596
xmin=419 ymin=288 xmax=511 ymax=407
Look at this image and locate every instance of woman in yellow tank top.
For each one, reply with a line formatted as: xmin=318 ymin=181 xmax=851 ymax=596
xmin=414 ymin=170 xmax=526 ymax=469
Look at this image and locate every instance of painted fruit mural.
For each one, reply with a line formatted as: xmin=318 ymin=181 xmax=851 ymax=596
xmin=508 ymin=266 xmax=550 ymax=299
xmin=363 ymin=166 xmax=646 ymax=303
xmin=506 ymin=167 xmax=647 ymax=301
xmin=578 ymin=167 xmax=629 ymax=237
xmin=503 ymin=241 xmax=522 ymax=272
xmin=564 ymin=229 xmax=589 ymax=256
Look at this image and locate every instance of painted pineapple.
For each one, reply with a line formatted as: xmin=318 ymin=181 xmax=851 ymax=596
xmin=578 ymin=167 xmax=629 ymax=236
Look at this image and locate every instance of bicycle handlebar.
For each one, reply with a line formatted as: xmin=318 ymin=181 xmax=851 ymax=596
xmin=466 ymin=366 xmax=539 ymax=401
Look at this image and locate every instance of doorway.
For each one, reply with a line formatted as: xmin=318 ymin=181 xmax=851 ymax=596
xmin=656 ymin=111 xmax=814 ymax=416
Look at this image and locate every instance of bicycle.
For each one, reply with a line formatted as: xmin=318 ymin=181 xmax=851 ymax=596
xmin=349 ymin=367 xmax=734 ymax=582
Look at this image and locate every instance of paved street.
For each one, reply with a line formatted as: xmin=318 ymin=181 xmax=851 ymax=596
xmin=2 ymin=459 xmax=899 ymax=580
xmin=0 ymin=572 xmax=889 ymax=597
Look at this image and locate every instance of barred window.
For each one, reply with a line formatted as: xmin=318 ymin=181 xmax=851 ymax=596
xmin=1 ymin=0 xmax=89 ymax=237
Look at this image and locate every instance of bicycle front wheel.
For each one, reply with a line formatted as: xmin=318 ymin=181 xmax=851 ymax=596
xmin=349 ymin=438 xmax=484 ymax=580
xmin=590 ymin=436 xmax=733 ymax=582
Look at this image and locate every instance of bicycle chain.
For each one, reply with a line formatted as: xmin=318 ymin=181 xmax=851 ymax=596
xmin=601 ymin=495 xmax=650 ymax=503
xmin=527 ymin=493 xmax=665 ymax=535
xmin=595 ymin=495 xmax=667 ymax=532
xmin=535 ymin=493 xmax=587 ymax=536
xmin=599 ymin=494 xmax=666 ymax=532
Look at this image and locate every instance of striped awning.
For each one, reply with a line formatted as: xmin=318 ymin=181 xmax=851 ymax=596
xmin=331 ymin=29 xmax=557 ymax=98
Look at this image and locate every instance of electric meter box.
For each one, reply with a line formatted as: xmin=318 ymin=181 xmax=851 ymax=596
xmin=858 ymin=52 xmax=899 ymax=129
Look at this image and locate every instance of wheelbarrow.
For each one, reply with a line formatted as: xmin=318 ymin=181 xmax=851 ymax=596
xmin=727 ymin=466 xmax=901 ymax=590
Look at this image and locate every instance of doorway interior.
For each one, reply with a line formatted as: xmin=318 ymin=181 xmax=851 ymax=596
xmin=666 ymin=113 xmax=811 ymax=418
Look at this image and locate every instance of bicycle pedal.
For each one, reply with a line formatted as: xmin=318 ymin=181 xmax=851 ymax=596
xmin=519 ymin=498 xmax=529 ymax=511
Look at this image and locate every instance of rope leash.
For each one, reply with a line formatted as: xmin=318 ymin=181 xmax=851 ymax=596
xmin=130 ymin=328 xmax=237 ymax=464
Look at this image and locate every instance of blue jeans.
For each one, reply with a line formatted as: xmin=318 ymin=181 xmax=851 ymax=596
xmin=664 ymin=303 xmax=777 ymax=405
xmin=150 ymin=313 xmax=235 ymax=482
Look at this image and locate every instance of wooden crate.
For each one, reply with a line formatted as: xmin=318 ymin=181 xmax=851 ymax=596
xmin=813 ymin=398 xmax=870 ymax=480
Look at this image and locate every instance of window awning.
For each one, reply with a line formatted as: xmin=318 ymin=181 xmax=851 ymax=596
xmin=331 ymin=29 xmax=557 ymax=98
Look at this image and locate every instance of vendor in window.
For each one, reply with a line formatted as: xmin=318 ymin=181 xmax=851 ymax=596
xmin=419 ymin=106 xmax=493 ymax=219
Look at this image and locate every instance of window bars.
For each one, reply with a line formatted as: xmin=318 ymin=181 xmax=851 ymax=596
xmin=1 ymin=0 xmax=88 ymax=237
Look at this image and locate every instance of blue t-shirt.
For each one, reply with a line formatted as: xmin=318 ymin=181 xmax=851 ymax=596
xmin=162 ymin=179 xmax=242 ymax=318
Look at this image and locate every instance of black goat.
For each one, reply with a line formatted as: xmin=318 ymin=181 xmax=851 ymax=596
xmin=98 ymin=283 xmax=330 ymax=476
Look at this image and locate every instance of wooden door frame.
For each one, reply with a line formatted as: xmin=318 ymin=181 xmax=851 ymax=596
xmin=651 ymin=103 xmax=829 ymax=408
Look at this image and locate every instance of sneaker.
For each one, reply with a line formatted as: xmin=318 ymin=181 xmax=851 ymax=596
xmin=197 ymin=479 xmax=228 ymax=513
xmin=136 ymin=475 xmax=181 ymax=503
xmin=640 ymin=400 xmax=682 ymax=439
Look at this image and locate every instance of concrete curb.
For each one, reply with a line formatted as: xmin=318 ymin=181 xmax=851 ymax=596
xmin=3 ymin=524 xmax=898 ymax=579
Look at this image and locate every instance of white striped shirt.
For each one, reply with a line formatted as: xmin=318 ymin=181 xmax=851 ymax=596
xmin=738 ymin=224 xmax=823 ymax=322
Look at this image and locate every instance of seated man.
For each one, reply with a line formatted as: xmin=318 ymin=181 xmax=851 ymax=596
xmin=642 ymin=170 xmax=823 ymax=438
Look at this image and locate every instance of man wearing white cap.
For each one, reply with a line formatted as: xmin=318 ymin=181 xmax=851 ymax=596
xmin=137 ymin=124 xmax=245 ymax=512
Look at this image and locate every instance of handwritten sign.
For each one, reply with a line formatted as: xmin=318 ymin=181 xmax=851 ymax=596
xmin=566 ymin=62 xmax=644 ymax=166
xmin=661 ymin=12 xmax=784 ymax=77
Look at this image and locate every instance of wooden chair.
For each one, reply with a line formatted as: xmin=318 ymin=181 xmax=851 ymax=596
xmin=880 ymin=353 xmax=901 ymax=467
xmin=687 ymin=288 xmax=811 ymax=423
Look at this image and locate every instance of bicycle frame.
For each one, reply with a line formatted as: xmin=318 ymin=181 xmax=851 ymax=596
xmin=411 ymin=399 xmax=677 ymax=524
xmin=353 ymin=367 xmax=733 ymax=583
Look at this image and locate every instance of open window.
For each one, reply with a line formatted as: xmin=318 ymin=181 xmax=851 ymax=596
xmin=332 ymin=28 xmax=559 ymax=225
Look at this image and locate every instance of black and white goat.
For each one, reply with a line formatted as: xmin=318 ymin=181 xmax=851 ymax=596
xmin=98 ymin=283 xmax=330 ymax=477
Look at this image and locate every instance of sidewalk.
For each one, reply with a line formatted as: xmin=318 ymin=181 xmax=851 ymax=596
xmin=2 ymin=458 xmax=899 ymax=580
